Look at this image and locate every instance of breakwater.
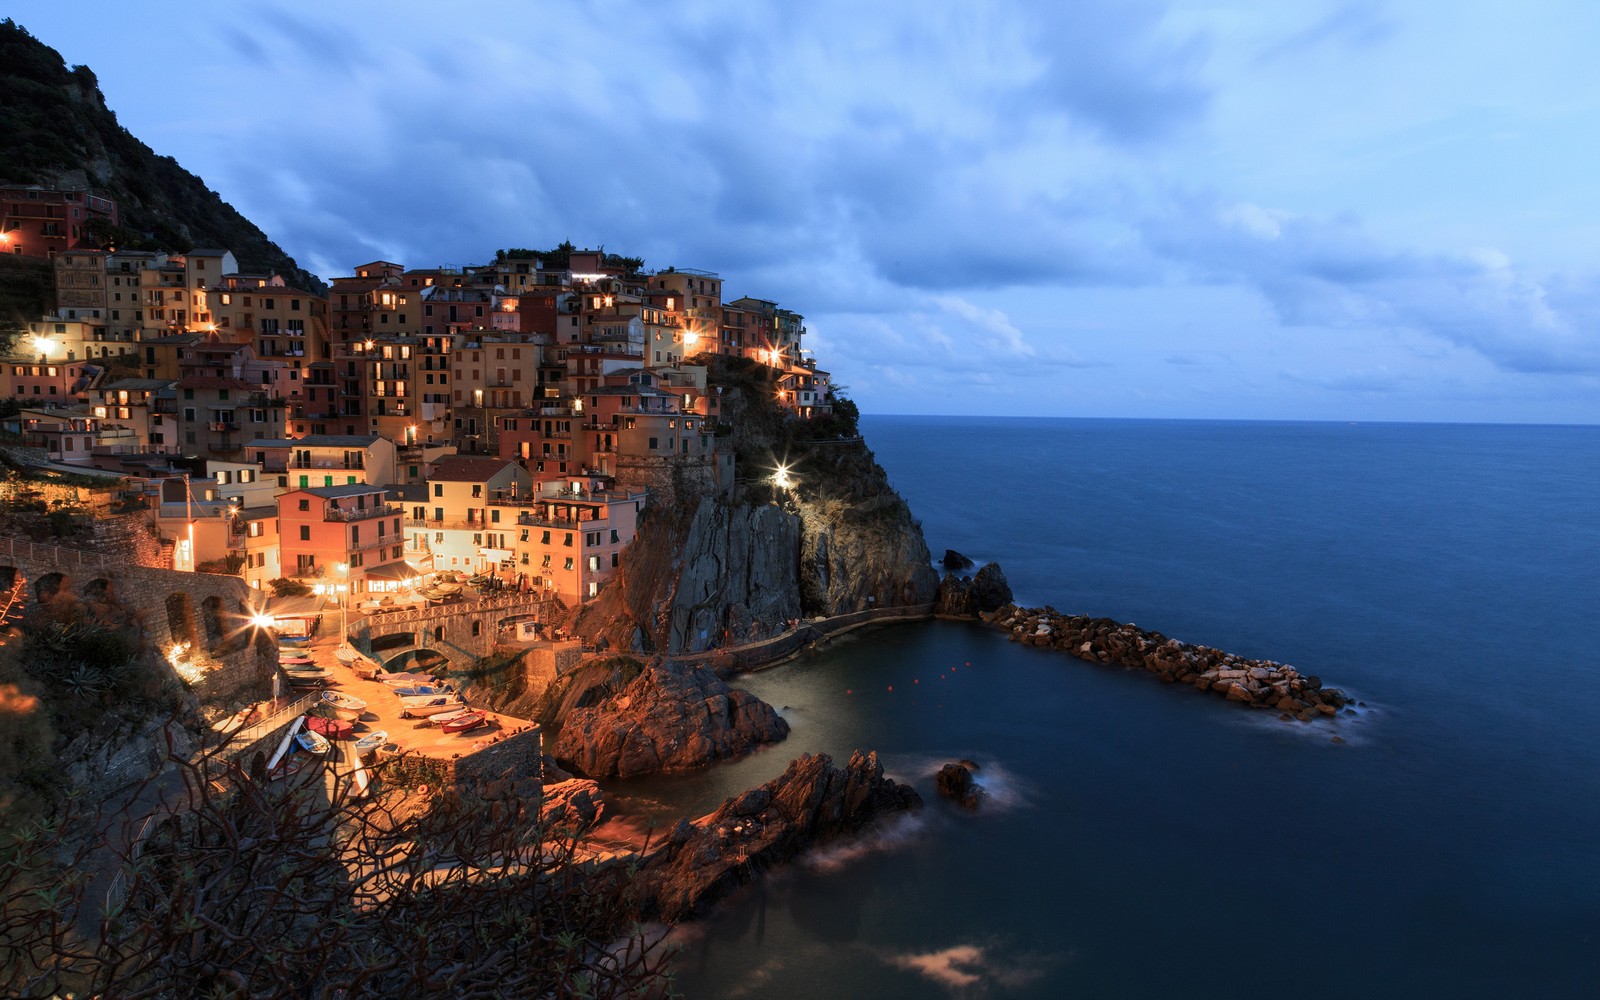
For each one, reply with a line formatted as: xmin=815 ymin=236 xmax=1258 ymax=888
xmin=980 ymin=604 xmax=1350 ymax=719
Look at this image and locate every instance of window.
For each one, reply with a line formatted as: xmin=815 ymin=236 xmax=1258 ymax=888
xmin=541 ymin=530 xmax=550 ymax=544
xmin=490 ymin=509 xmax=500 ymax=523
xmin=471 ymin=621 xmax=481 ymax=636
xmin=563 ymin=533 xmax=573 ymax=547
xmin=433 ymin=483 xmax=442 ymax=497
xmin=471 ymin=484 xmax=482 ymax=498
xmin=298 ymin=499 xmax=310 ymax=511
xmin=299 ymin=525 xmax=310 ymax=541
xmin=563 ymin=557 xmax=574 ymax=571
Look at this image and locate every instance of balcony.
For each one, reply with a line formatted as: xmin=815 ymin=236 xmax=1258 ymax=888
xmin=208 ymin=422 xmax=238 ymax=433
xmin=347 ymin=533 xmax=395 ymax=552
xmin=290 ymin=459 xmax=365 ymax=470
xmin=325 ymin=502 xmax=399 ymax=522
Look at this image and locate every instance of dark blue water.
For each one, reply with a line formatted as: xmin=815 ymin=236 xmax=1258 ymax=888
xmin=618 ymin=417 xmax=1600 ymax=998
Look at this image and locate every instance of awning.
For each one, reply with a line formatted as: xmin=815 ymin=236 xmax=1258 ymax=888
xmin=263 ymin=594 xmax=327 ymax=619
xmin=365 ymin=562 xmax=424 ymax=581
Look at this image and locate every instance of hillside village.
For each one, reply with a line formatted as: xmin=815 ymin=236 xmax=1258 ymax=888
xmin=2 ymin=184 xmax=837 ymax=617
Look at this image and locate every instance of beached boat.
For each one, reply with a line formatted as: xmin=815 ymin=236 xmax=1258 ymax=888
xmin=306 ymin=715 xmax=355 ymax=740
xmin=283 ymin=665 xmax=332 ymax=683
xmin=279 ymin=654 xmax=314 ymax=665
xmin=320 ymin=689 xmax=368 ymax=720
xmin=353 ymin=730 xmax=388 ymax=757
xmin=428 ymin=707 xmax=475 ymax=727
xmin=440 ymin=709 xmax=489 ymax=734
xmin=335 ymin=642 xmax=383 ymax=679
xmin=388 ymin=683 xmax=452 ymax=699
xmin=295 ymin=729 xmax=331 ymax=756
xmin=376 ymin=670 xmax=437 ymax=687
xmin=398 ymin=695 xmax=461 ymax=719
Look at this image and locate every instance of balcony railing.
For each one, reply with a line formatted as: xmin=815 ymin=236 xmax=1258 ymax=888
xmin=290 ymin=459 xmax=365 ymax=470
xmin=347 ymin=533 xmax=396 ymax=552
xmin=325 ymin=502 xmax=398 ymax=522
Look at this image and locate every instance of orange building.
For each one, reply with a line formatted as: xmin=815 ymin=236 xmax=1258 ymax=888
xmin=275 ymin=484 xmax=410 ymax=596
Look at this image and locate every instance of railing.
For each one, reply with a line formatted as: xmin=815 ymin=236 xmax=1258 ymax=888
xmin=347 ymin=533 xmax=397 ymax=552
xmin=324 ymin=503 xmax=399 ymax=522
xmin=290 ymin=460 xmax=364 ymax=470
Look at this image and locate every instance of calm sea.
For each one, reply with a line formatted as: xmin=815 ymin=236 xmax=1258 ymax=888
xmin=608 ymin=417 xmax=1600 ymax=999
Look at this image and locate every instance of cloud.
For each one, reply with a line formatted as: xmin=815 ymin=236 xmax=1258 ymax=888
xmin=883 ymin=942 xmax=1053 ymax=995
xmin=1257 ymin=1 xmax=1397 ymax=63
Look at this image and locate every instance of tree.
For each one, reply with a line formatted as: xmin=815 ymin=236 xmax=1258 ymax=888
xmin=268 ymin=577 xmax=312 ymax=598
xmin=1 ymin=733 xmax=671 ymax=998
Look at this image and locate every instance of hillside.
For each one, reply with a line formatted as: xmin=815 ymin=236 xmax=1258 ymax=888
xmin=0 ymin=19 xmax=322 ymax=294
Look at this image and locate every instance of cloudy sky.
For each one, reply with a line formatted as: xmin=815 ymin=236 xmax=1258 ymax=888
xmin=10 ymin=1 xmax=1600 ymax=422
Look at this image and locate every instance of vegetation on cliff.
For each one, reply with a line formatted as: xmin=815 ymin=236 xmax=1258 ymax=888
xmin=0 ymin=20 xmax=323 ymax=292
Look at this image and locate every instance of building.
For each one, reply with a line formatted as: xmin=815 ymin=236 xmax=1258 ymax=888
xmin=246 ymin=434 xmax=398 ymax=490
xmin=415 ymin=456 xmax=534 ymax=577
xmin=0 ymin=184 xmax=118 ymax=258
xmin=494 ymin=476 xmax=647 ymax=602
xmin=275 ymin=484 xmax=410 ymax=596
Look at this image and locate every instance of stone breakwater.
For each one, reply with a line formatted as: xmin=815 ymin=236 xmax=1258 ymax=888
xmin=980 ymin=605 xmax=1350 ymax=720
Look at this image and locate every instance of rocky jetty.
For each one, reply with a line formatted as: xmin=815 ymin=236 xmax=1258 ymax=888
xmin=551 ymin=659 xmax=789 ymax=778
xmin=934 ymin=561 xmax=1014 ymax=617
xmin=981 ymin=604 xmax=1350 ymax=719
xmin=638 ymin=750 xmax=921 ymax=921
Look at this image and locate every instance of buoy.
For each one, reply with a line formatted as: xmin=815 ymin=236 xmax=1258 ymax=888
xmin=418 ymin=784 xmax=430 ymax=796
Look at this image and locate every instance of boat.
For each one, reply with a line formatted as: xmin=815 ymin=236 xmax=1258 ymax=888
xmin=306 ymin=715 xmax=354 ymax=740
xmin=376 ymin=670 xmax=437 ymax=687
xmin=319 ymin=689 xmax=368 ymax=720
xmin=398 ymin=695 xmax=462 ymax=719
xmin=440 ymin=709 xmax=489 ymax=734
xmin=335 ymin=642 xmax=383 ymax=679
xmin=265 ymin=716 xmax=304 ymax=773
xmin=353 ymin=730 xmax=388 ymax=756
xmin=283 ymin=666 xmax=332 ymax=685
xmin=279 ymin=654 xmax=314 ymax=665
xmin=295 ymin=729 xmax=331 ymax=756
xmin=428 ymin=707 xmax=475 ymax=728
xmin=388 ymin=684 xmax=452 ymax=698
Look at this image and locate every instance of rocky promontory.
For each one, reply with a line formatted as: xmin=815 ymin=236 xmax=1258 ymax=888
xmin=981 ymin=604 xmax=1350 ymax=718
xmin=934 ymin=561 xmax=1014 ymax=617
xmin=639 ymin=750 xmax=921 ymax=921
xmin=551 ymin=659 xmax=789 ymax=778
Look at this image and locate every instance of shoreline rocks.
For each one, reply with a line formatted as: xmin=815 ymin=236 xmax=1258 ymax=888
xmin=934 ymin=561 xmax=1014 ymax=617
xmin=979 ymin=603 xmax=1350 ymax=719
xmin=935 ymin=761 xmax=983 ymax=809
xmin=551 ymin=659 xmax=789 ymax=777
xmin=638 ymin=749 xmax=921 ymax=921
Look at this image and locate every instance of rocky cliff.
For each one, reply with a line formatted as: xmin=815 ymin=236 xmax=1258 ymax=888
xmin=574 ymin=355 xmax=939 ymax=655
xmin=551 ymin=659 xmax=789 ymax=778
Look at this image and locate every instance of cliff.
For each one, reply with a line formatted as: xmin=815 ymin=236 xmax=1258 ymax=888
xmin=575 ymin=355 xmax=939 ymax=655
xmin=0 ymin=20 xmax=322 ymax=292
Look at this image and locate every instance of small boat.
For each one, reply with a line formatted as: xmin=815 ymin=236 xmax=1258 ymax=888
xmin=429 ymin=707 xmax=475 ymax=728
xmin=279 ymin=654 xmax=314 ymax=665
xmin=388 ymin=684 xmax=451 ymax=699
xmin=440 ymin=709 xmax=489 ymax=734
xmin=295 ymin=729 xmax=331 ymax=756
xmin=335 ymin=642 xmax=383 ymax=679
xmin=398 ymin=695 xmax=461 ymax=719
xmin=306 ymin=715 xmax=354 ymax=740
xmin=376 ymin=670 xmax=437 ymax=687
xmin=353 ymin=730 xmax=388 ymax=756
xmin=277 ymin=635 xmax=311 ymax=645
xmin=320 ymin=690 xmax=368 ymax=720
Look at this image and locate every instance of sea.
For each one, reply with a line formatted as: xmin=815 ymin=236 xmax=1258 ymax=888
xmin=604 ymin=416 xmax=1600 ymax=999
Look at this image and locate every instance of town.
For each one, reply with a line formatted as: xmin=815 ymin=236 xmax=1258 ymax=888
xmin=1 ymin=182 xmax=835 ymax=622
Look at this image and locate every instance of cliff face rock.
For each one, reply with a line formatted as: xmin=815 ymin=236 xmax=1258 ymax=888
xmin=934 ymin=561 xmax=1014 ymax=617
xmin=639 ymin=750 xmax=921 ymax=921
xmin=550 ymin=659 xmax=788 ymax=778
xmin=670 ymin=498 xmax=804 ymax=653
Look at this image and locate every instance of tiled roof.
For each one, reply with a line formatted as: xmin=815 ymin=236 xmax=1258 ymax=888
xmin=428 ymin=456 xmax=520 ymax=482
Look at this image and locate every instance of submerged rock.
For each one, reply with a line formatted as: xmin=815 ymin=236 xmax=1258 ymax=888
xmin=551 ymin=659 xmax=788 ymax=778
xmin=639 ymin=749 xmax=921 ymax=921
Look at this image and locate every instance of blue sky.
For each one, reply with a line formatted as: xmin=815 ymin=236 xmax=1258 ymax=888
xmin=9 ymin=1 xmax=1599 ymax=422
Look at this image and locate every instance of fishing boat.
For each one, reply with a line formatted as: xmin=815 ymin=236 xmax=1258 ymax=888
xmin=376 ymin=670 xmax=437 ymax=687
xmin=428 ymin=707 xmax=475 ymax=728
xmin=388 ymin=683 xmax=452 ymax=699
xmin=353 ymin=730 xmax=388 ymax=757
xmin=319 ymin=689 xmax=368 ymax=720
xmin=398 ymin=694 xmax=462 ymax=719
xmin=283 ymin=667 xmax=332 ymax=686
xmin=335 ymin=642 xmax=383 ymax=679
xmin=279 ymin=654 xmax=315 ymax=665
xmin=440 ymin=709 xmax=489 ymax=734
xmin=295 ymin=729 xmax=331 ymax=756
xmin=306 ymin=715 xmax=354 ymax=740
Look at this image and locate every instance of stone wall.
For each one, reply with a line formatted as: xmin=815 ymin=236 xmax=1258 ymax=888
xmin=672 ymin=604 xmax=934 ymax=675
xmin=376 ymin=726 xmax=543 ymax=795
xmin=351 ymin=593 xmax=562 ymax=666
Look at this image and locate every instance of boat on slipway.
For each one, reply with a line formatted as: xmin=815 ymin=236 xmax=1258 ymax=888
xmin=320 ymin=689 xmax=368 ymax=720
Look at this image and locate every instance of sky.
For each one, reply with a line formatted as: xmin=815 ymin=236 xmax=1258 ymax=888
xmin=8 ymin=0 xmax=1600 ymax=423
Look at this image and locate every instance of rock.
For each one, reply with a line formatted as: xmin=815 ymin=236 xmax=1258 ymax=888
xmin=539 ymin=778 xmax=605 ymax=830
xmin=935 ymin=762 xmax=982 ymax=809
xmin=941 ymin=549 xmax=975 ymax=571
xmin=551 ymin=659 xmax=789 ymax=778
xmin=933 ymin=561 xmax=1013 ymax=617
xmin=639 ymin=750 xmax=921 ymax=921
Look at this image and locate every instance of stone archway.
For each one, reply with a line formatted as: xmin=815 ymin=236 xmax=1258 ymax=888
xmin=200 ymin=595 xmax=226 ymax=651
xmin=81 ymin=578 xmax=113 ymax=603
xmin=165 ymin=592 xmax=200 ymax=651
xmin=34 ymin=572 xmax=67 ymax=605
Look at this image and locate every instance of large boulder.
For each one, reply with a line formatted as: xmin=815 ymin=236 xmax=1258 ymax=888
xmin=639 ymin=750 xmax=921 ymax=920
xmin=551 ymin=659 xmax=788 ymax=778
xmin=942 ymin=549 xmax=975 ymax=571
xmin=934 ymin=761 xmax=982 ymax=809
xmin=934 ymin=561 xmax=1013 ymax=617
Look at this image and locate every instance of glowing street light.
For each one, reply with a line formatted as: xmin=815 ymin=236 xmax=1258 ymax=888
xmin=772 ymin=463 xmax=793 ymax=489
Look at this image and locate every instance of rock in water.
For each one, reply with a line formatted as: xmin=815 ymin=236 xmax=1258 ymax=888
xmin=934 ymin=561 xmax=1014 ymax=617
xmin=539 ymin=778 xmax=605 ymax=830
xmin=935 ymin=761 xmax=983 ymax=809
xmin=640 ymin=750 xmax=922 ymax=920
xmin=942 ymin=549 xmax=975 ymax=571
xmin=551 ymin=659 xmax=789 ymax=777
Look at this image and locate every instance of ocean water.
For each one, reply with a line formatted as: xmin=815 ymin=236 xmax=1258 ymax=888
xmin=609 ymin=417 xmax=1600 ymax=999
